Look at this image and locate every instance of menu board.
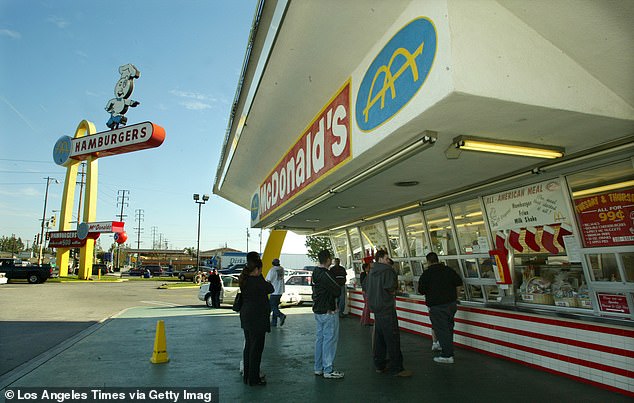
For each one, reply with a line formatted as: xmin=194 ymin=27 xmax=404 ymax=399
xmin=484 ymin=179 xmax=570 ymax=231
xmin=574 ymin=187 xmax=634 ymax=247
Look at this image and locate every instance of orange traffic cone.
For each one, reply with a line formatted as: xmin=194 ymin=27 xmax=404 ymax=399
xmin=150 ymin=320 xmax=170 ymax=364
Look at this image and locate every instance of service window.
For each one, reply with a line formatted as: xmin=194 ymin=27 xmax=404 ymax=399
xmin=348 ymin=228 xmax=364 ymax=260
xmin=386 ymin=217 xmax=407 ymax=257
xmin=403 ymin=212 xmax=429 ymax=257
xmin=450 ymin=199 xmax=489 ymax=254
xmin=425 ymin=206 xmax=457 ymax=256
xmin=360 ymin=222 xmax=389 ymax=253
xmin=331 ymin=229 xmax=350 ymax=268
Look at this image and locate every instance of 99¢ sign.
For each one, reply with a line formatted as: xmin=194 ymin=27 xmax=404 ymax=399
xmin=574 ymin=188 xmax=634 ymax=247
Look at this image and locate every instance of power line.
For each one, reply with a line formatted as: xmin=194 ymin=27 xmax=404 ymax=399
xmin=0 ymin=158 xmax=52 ymax=163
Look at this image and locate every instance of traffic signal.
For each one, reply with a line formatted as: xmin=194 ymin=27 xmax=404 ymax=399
xmin=51 ymin=215 xmax=56 ymax=226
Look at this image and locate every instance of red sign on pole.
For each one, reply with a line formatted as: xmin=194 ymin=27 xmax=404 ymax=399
xmin=574 ymin=187 xmax=634 ymax=247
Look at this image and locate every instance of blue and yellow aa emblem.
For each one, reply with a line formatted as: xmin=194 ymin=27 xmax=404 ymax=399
xmin=356 ymin=17 xmax=437 ymax=131
xmin=250 ymin=193 xmax=259 ymax=222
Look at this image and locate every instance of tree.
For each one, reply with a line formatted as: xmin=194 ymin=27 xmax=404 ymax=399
xmin=0 ymin=235 xmax=24 ymax=255
xmin=305 ymin=235 xmax=333 ymax=262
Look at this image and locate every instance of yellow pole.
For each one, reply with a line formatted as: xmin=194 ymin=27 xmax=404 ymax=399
xmin=261 ymin=230 xmax=287 ymax=277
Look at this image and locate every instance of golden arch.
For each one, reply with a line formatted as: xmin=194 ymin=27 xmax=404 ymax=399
xmin=55 ymin=120 xmax=99 ymax=279
xmin=363 ymin=41 xmax=425 ymax=122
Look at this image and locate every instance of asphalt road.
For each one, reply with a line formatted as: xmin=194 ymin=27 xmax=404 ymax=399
xmin=0 ymin=279 xmax=202 ymax=376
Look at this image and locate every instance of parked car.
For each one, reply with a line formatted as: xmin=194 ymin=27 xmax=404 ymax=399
xmin=219 ymin=263 xmax=245 ymax=275
xmin=140 ymin=265 xmax=164 ymax=277
xmin=126 ymin=267 xmax=145 ymax=276
xmin=179 ymin=266 xmax=210 ymax=282
xmin=281 ymin=273 xmax=313 ymax=306
xmin=198 ymin=274 xmax=240 ymax=307
xmin=0 ymin=258 xmax=51 ymax=284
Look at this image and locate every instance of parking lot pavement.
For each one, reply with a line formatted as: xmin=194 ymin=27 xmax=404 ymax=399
xmin=1 ymin=304 xmax=631 ymax=403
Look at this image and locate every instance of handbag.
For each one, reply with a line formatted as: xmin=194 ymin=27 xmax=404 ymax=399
xmin=232 ymin=292 xmax=243 ymax=312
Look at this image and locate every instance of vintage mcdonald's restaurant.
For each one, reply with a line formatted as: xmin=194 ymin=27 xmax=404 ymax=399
xmin=213 ymin=1 xmax=634 ymax=396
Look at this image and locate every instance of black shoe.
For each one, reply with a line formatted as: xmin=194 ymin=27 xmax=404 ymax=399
xmin=280 ymin=315 xmax=287 ymax=326
xmin=249 ymin=378 xmax=267 ymax=386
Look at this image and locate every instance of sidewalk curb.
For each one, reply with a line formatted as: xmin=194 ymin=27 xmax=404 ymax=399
xmin=0 ymin=312 xmax=118 ymax=391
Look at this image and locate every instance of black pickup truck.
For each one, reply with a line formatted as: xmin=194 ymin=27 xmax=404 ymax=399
xmin=0 ymin=258 xmax=52 ymax=284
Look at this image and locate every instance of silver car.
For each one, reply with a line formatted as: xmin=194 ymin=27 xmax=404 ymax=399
xmin=198 ymin=274 xmax=239 ymax=307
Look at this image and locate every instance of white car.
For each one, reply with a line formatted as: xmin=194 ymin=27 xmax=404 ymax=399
xmin=198 ymin=274 xmax=240 ymax=307
xmin=280 ymin=273 xmax=313 ymax=306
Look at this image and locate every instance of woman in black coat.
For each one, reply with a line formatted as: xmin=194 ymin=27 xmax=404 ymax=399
xmin=239 ymin=251 xmax=274 ymax=386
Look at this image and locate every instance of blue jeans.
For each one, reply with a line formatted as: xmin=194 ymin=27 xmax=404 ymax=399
xmin=269 ymin=294 xmax=285 ymax=325
xmin=314 ymin=312 xmax=340 ymax=374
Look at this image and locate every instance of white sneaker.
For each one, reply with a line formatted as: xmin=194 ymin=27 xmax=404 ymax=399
xmin=431 ymin=341 xmax=441 ymax=351
xmin=323 ymin=370 xmax=344 ymax=379
xmin=433 ymin=356 xmax=454 ymax=364
xmin=314 ymin=371 xmax=323 ymax=376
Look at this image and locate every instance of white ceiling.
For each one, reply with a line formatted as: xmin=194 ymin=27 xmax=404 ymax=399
xmin=213 ymin=0 xmax=634 ymax=233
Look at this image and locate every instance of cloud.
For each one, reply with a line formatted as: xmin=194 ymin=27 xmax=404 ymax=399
xmin=0 ymin=29 xmax=21 ymax=39
xmin=75 ymin=50 xmax=89 ymax=58
xmin=170 ymin=89 xmax=219 ymax=110
xmin=170 ymin=90 xmax=209 ymax=100
xmin=180 ymin=101 xmax=212 ymax=110
xmin=47 ymin=16 xmax=69 ymax=29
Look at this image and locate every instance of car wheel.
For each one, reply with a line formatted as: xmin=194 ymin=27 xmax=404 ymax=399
xmin=179 ymin=275 xmax=185 ymax=281
xmin=205 ymin=294 xmax=214 ymax=308
xmin=27 ymin=274 xmax=40 ymax=284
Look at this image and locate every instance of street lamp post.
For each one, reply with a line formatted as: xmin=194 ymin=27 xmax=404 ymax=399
xmin=193 ymin=193 xmax=210 ymax=270
xmin=39 ymin=177 xmax=59 ymax=264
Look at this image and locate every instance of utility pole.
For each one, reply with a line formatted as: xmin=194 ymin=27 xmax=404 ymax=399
xmin=152 ymin=226 xmax=158 ymax=249
xmin=134 ymin=209 xmax=144 ymax=264
xmin=115 ymin=190 xmax=129 ymax=270
xmin=246 ymin=227 xmax=250 ymax=251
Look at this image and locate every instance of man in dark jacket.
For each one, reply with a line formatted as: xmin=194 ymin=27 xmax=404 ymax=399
xmin=329 ymin=258 xmax=347 ymax=317
xmin=418 ymin=252 xmax=463 ymax=364
xmin=365 ymin=250 xmax=412 ymax=377
xmin=312 ymin=249 xmax=344 ymax=379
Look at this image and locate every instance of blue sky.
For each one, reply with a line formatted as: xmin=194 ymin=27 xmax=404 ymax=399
xmin=0 ymin=0 xmax=307 ymax=254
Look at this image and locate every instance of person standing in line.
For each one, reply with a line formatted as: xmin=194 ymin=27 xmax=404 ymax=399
xmin=312 ymin=249 xmax=344 ymax=379
xmin=239 ymin=252 xmax=274 ymax=386
xmin=418 ymin=252 xmax=463 ymax=364
xmin=266 ymin=258 xmax=287 ymax=327
xmin=359 ymin=262 xmax=372 ymax=326
xmin=365 ymin=250 xmax=412 ymax=377
xmin=330 ymin=258 xmax=348 ymax=317
xmin=208 ymin=268 xmax=222 ymax=308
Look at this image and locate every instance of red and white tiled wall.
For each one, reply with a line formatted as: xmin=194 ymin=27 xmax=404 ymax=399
xmin=348 ymin=290 xmax=634 ymax=397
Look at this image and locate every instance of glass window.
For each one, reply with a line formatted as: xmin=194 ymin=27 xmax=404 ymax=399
xmin=386 ymin=217 xmax=407 ymax=257
xmin=623 ymin=252 xmax=634 ymax=282
xmin=331 ymin=230 xmax=350 ymax=268
xmin=411 ymin=260 xmax=423 ymax=276
xmin=586 ymin=253 xmax=621 ymax=282
xmin=425 ymin=206 xmax=457 ymax=255
xmin=360 ymin=222 xmax=389 ymax=253
xmin=348 ymin=228 xmax=363 ymax=260
xmin=451 ymin=199 xmax=488 ymax=254
xmin=515 ymin=255 xmax=586 ymax=308
xmin=403 ymin=212 xmax=429 ymax=257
